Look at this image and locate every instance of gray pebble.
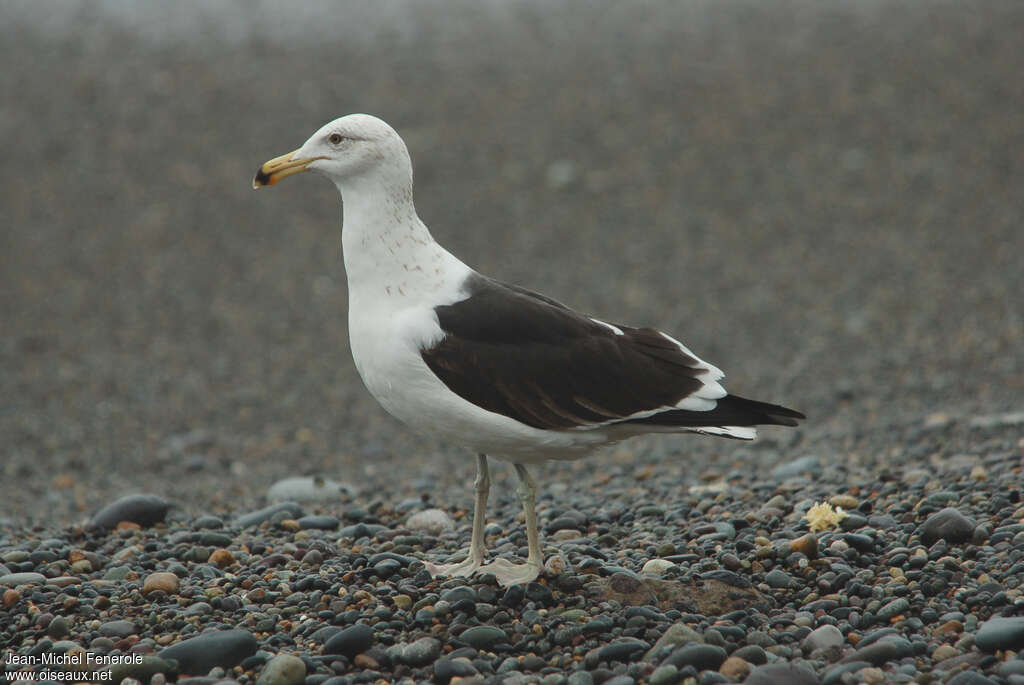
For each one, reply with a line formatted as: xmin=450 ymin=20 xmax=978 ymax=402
xmin=919 ymin=507 xmax=976 ymax=546
xmin=664 ymin=644 xmax=727 ymax=670
xmin=0 ymin=572 xmax=47 ymax=585
xmin=876 ymin=598 xmax=910 ymax=622
xmin=771 ymin=455 xmax=821 ymax=479
xmin=977 ymin=617 xmax=1024 ymax=652
xmin=401 ymin=636 xmax=441 ymax=666
xmin=766 ymin=569 xmax=794 ymax=588
xmin=235 ymin=502 xmax=304 ymax=527
xmin=256 ymin=654 xmax=306 ymax=685
xmin=297 ymin=515 xmax=339 ymax=530
xmin=649 ymin=664 xmax=680 ymax=685
xmin=847 ymin=636 xmax=913 ymax=666
xmin=597 ymin=639 xmax=648 ymax=663
xmin=99 ymin=620 xmax=136 ymax=638
xmin=566 ymin=673 xmax=594 ymax=685
xmin=433 ymin=656 xmax=479 ymax=684
xmin=323 ymin=623 xmax=374 ymax=657
xmin=157 ymin=629 xmax=257 ymax=675
xmin=459 ymin=625 xmax=507 ymax=650
xmin=745 ymin=663 xmax=820 ymax=685
xmin=803 ymin=625 xmax=843 ymax=652
xmin=106 ymin=657 xmax=173 ymax=685
xmin=91 ymin=494 xmax=171 ymax=529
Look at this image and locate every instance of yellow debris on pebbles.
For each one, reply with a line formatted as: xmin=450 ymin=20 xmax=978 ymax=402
xmin=806 ymin=501 xmax=848 ymax=532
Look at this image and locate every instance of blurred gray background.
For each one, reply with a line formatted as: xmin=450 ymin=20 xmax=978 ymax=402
xmin=2 ymin=0 xmax=1021 ymax=526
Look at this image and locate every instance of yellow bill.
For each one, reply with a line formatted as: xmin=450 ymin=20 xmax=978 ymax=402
xmin=252 ymin=150 xmax=325 ymax=189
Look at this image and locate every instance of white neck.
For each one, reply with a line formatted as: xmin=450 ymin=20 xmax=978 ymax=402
xmin=335 ymin=174 xmax=470 ymax=304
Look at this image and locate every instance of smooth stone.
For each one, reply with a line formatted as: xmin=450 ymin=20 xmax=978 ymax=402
xmin=602 ymin=677 xmax=635 ymax=685
xmin=525 ymin=581 xmax=554 ymax=605
xmin=192 ymin=515 xmax=224 ymax=529
xmin=645 ymin=622 xmax=703 ymax=659
xmin=400 ymin=637 xmax=442 ymax=666
xmin=846 ymin=636 xmax=913 ymax=665
xmin=919 ymin=507 xmax=976 ymax=546
xmin=719 ymin=655 xmax=751 ymax=680
xmin=105 ymin=656 xmax=173 ymax=685
xmin=641 ymin=559 xmax=677 ymax=576
xmin=337 ymin=522 xmax=387 ymax=539
xmin=1000 ymin=661 xmax=1024 ymax=677
xmin=765 ymin=569 xmax=794 ymax=589
xmin=822 ymin=662 xmax=870 ymax=685
xmin=459 ymin=625 xmax=507 ymax=650
xmin=267 ymin=476 xmax=351 ymax=503
xmin=597 ymin=639 xmax=648 ymax=663
xmin=323 ymin=624 xmax=375 ymax=657
xmin=648 ymin=664 xmax=679 ymax=685
xmin=182 ymin=602 xmax=212 ymax=617
xmin=256 ymin=654 xmax=306 ymax=685
xmin=803 ymin=625 xmax=844 ymax=652
xmin=771 ymin=455 xmax=821 ymax=479
xmin=104 ymin=566 xmax=132 ymax=581
xmin=745 ymin=663 xmax=821 ymax=685
xmin=733 ymin=645 xmax=768 ymax=665
xmin=47 ymin=616 xmax=70 ymax=639
xmin=664 ymin=644 xmax=727 ymax=670
xmin=91 ymin=494 xmax=171 ymax=529
xmin=440 ymin=586 xmax=477 ymax=603
xmin=566 ymin=673 xmax=594 ymax=685
xmin=433 ymin=657 xmax=479 ymax=684
xmin=142 ymin=572 xmax=180 ymax=594
xmin=235 ymin=501 xmax=304 ymax=527
xmin=99 ymin=620 xmax=137 ymax=638
xmin=297 ymin=515 xmax=339 ymax=530
xmin=157 ymin=629 xmax=257 ymax=675
xmin=946 ymin=673 xmax=997 ymax=685
xmin=977 ymin=617 xmax=1024 ymax=652
xmin=405 ymin=509 xmax=454 ymax=534
xmin=876 ymin=598 xmax=910 ymax=622
xmin=0 ymin=572 xmax=47 ymax=586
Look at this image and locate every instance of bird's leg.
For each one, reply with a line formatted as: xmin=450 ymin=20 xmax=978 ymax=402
xmin=424 ymin=453 xmax=490 ymax=578
xmin=480 ymin=463 xmax=545 ymax=586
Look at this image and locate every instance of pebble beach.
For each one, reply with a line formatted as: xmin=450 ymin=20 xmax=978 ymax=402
xmin=2 ymin=1 xmax=1023 ymax=684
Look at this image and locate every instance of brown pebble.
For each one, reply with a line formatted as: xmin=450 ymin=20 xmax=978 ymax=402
xmin=280 ymin=519 xmax=301 ymax=532
xmin=353 ymin=654 xmax=379 ymax=669
xmin=933 ymin=619 xmax=963 ymax=636
xmin=3 ymin=589 xmax=21 ymax=608
xmin=719 ymin=655 xmax=750 ymax=680
xmin=142 ymin=572 xmax=180 ymax=594
xmin=116 ymin=521 xmax=142 ymax=531
xmin=790 ymin=533 xmax=819 ymax=558
xmin=829 ymin=494 xmax=859 ymax=510
xmin=208 ymin=548 xmax=236 ymax=568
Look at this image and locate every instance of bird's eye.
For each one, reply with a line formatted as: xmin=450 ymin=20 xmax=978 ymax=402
xmin=328 ymin=133 xmax=345 ymax=145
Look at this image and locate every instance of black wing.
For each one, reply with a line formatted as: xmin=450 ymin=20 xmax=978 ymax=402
xmin=420 ymin=274 xmax=804 ymax=431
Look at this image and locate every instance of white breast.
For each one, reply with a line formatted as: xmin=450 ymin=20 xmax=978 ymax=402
xmin=347 ymin=284 xmax=611 ymax=463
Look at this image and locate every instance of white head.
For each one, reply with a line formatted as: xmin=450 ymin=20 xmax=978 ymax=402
xmin=253 ymin=114 xmax=412 ymax=193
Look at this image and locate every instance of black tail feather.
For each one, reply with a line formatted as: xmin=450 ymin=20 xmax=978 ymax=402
xmin=620 ymin=393 xmax=805 ymax=429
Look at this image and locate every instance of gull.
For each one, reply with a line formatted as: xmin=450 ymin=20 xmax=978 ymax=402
xmin=254 ymin=114 xmax=804 ymax=586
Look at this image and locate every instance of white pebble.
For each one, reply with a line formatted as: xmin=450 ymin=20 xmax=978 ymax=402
xmin=405 ymin=508 xmax=454 ymax=534
xmin=641 ymin=558 xmax=677 ymax=576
